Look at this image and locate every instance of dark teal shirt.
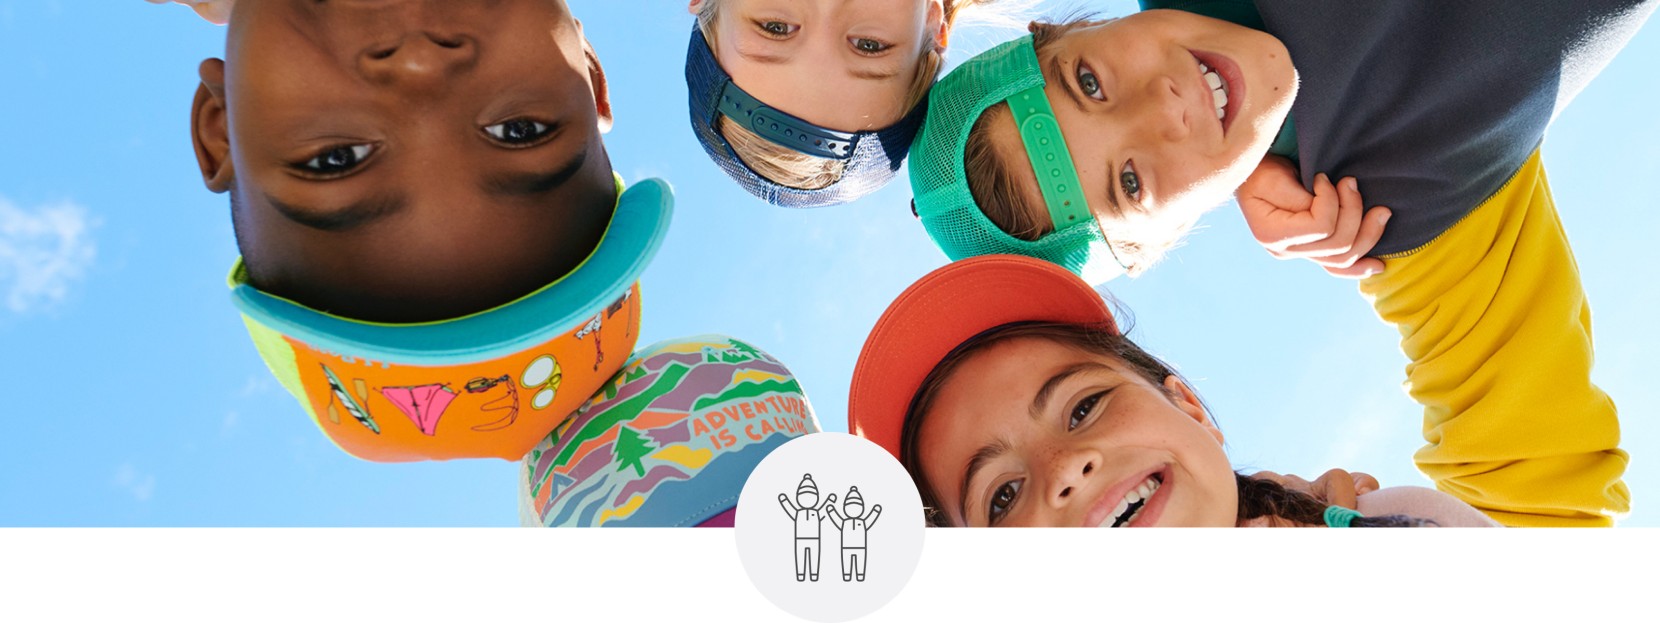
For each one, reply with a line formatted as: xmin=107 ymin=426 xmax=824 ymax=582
xmin=1141 ymin=0 xmax=1656 ymax=254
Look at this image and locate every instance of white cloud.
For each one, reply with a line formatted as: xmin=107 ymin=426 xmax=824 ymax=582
xmin=0 ymin=196 xmax=98 ymax=313
xmin=113 ymin=463 xmax=156 ymax=502
xmin=221 ymin=410 xmax=240 ymax=437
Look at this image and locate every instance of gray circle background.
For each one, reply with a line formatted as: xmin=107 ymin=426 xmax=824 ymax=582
xmin=735 ymin=433 xmax=926 ymax=622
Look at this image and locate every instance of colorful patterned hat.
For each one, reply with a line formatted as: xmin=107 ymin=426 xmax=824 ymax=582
xmin=521 ymin=335 xmax=819 ymax=527
xmin=231 ymin=177 xmax=673 ymax=462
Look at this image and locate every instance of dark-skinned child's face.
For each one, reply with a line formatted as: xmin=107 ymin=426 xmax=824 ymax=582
xmin=193 ymin=0 xmax=616 ymax=322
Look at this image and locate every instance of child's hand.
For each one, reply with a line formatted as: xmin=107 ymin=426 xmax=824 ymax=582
xmin=1236 ymin=155 xmax=1393 ymax=278
xmin=1250 ymin=468 xmax=1381 ymax=510
xmin=146 ymin=0 xmax=233 ymax=25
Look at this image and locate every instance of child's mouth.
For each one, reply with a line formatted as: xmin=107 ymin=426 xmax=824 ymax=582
xmin=1191 ymin=51 xmax=1243 ymax=136
xmin=1089 ymin=471 xmax=1166 ymax=528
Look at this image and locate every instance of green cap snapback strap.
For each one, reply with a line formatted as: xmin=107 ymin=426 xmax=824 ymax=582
xmin=1007 ymin=86 xmax=1092 ymax=232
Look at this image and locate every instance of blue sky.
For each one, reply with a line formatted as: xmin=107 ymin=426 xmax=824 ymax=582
xmin=1 ymin=0 xmax=1654 ymax=526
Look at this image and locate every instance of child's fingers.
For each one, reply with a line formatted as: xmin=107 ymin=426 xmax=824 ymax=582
xmin=1239 ymin=155 xmax=1312 ymax=209
xmin=1254 ymin=173 xmax=1341 ymax=251
xmin=1323 ymin=257 xmax=1385 ymax=279
xmin=1293 ymin=173 xmax=1344 ymax=249
xmin=1286 ymin=176 xmax=1365 ymax=257
xmin=1308 ymin=206 xmax=1392 ymax=269
xmin=1311 ymin=469 xmax=1361 ymax=510
xmin=1351 ymin=472 xmax=1381 ymax=496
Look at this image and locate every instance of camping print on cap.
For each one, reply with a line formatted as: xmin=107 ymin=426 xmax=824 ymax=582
xmin=281 ymin=286 xmax=642 ymax=462
xmin=522 ymin=336 xmax=819 ymax=527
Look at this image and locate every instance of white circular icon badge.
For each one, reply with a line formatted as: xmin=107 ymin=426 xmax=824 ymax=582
xmin=735 ymin=432 xmax=925 ymax=622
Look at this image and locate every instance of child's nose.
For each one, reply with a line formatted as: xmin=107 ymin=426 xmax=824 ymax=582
xmin=1044 ymin=447 xmax=1098 ymax=509
xmin=1132 ymin=74 xmax=1190 ymax=144
xmin=358 ymin=31 xmax=478 ymax=92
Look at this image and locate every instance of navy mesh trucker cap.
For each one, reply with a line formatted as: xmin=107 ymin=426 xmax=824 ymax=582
xmin=685 ymin=26 xmax=928 ymax=208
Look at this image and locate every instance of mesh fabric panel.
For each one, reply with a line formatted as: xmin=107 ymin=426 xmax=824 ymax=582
xmin=685 ymin=27 xmax=925 ymax=208
xmin=908 ymin=35 xmax=1118 ymax=279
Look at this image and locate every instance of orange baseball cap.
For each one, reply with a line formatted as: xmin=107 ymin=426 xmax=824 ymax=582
xmin=847 ymin=255 xmax=1119 ymax=461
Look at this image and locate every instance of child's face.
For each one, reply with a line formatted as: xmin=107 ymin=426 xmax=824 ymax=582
xmin=195 ymin=0 xmax=617 ymax=322
xmin=990 ymin=10 xmax=1296 ymax=236
xmin=915 ymin=337 xmax=1238 ymax=527
xmin=692 ymin=0 xmax=944 ymax=132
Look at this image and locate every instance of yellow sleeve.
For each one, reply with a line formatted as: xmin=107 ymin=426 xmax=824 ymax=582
xmin=1358 ymin=149 xmax=1629 ymax=527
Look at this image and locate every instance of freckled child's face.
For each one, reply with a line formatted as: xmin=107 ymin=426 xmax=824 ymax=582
xmin=915 ymin=337 xmax=1239 ymax=527
xmin=986 ymin=10 xmax=1297 ymax=240
xmin=196 ymin=0 xmax=617 ymax=322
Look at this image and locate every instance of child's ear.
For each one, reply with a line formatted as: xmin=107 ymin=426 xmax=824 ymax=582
xmin=687 ymin=0 xmax=706 ymax=16
xmin=930 ymin=0 xmax=949 ymax=50
xmin=576 ymin=21 xmax=614 ymax=134
xmin=1164 ymin=375 xmax=1223 ymax=444
xmin=191 ymin=58 xmax=235 ymax=193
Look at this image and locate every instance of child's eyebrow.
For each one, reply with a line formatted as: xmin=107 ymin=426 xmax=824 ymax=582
xmin=266 ymin=192 xmax=406 ymax=233
xmin=482 ymin=146 xmax=589 ymax=199
xmin=849 ymin=64 xmax=902 ymax=82
xmin=959 ymin=437 xmax=1013 ymax=522
xmin=1031 ymin=362 xmax=1103 ymax=419
xmin=1047 ymin=55 xmax=1087 ymax=114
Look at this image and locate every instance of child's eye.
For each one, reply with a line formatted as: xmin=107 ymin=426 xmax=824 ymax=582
xmin=1120 ymin=162 xmax=1142 ymax=201
xmin=851 ymin=37 xmax=893 ymax=55
xmin=988 ymin=479 xmax=1022 ymax=525
xmin=298 ymin=144 xmax=375 ymax=176
xmin=757 ymin=20 xmax=798 ymax=38
xmin=484 ymin=119 xmax=552 ymax=146
xmin=1077 ymin=62 xmax=1105 ymax=101
xmin=1068 ymin=391 xmax=1106 ymax=431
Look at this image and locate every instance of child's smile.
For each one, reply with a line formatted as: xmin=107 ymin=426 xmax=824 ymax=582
xmin=913 ymin=336 xmax=1240 ymax=527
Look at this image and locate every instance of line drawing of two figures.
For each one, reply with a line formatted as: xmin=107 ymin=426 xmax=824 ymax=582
xmin=778 ymin=473 xmax=881 ymax=582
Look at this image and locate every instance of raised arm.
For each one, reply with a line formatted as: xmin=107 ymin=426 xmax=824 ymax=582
xmin=1358 ymin=153 xmax=1628 ymax=527
xmin=778 ymin=493 xmax=799 ymax=519
xmin=865 ymin=505 xmax=882 ymax=530
xmin=826 ymin=505 xmax=844 ymax=530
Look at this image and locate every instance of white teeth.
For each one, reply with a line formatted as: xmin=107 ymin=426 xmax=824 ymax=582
xmin=1103 ymin=476 xmax=1162 ymax=527
xmin=1200 ymin=64 xmax=1229 ymax=122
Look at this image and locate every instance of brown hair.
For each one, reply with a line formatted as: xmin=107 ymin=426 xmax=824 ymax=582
xmin=696 ymin=0 xmax=997 ymax=189
xmin=901 ymin=321 xmax=1434 ymax=527
xmin=962 ymin=19 xmax=1197 ymax=276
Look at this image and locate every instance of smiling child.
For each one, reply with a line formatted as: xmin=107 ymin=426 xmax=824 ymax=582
xmin=894 ymin=0 xmax=1652 ymax=525
xmin=165 ymin=0 xmax=676 ymax=463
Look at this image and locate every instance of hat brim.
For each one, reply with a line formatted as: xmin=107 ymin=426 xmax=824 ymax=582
xmin=847 ymin=255 xmax=1117 ymax=461
xmin=231 ymin=178 xmax=673 ymax=365
xmin=684 ymin=26 xmax=923 ymax=208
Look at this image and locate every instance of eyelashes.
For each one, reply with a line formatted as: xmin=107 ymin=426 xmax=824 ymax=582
xmin=752 ymin=20 xmax=895 ymax=56
xmin=289 ymin=117 xmax=553 ymax=179
xmin=483 ymin=119 xmax=554 ymax=146
xmin=988 ymin=479 xmax=1022 ymax=525
xmin=295 ymin=143 xmax=376 ymax=177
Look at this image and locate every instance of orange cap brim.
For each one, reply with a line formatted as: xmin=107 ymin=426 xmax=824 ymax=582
xmin=847 ymin=255 xmax=1118 ymax=461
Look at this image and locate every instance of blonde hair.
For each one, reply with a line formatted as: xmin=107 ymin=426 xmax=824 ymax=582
xmin=962 ymin=19 xmax=1195 ymax=276
xmin=697 ymin=0 xmax=997 ymax=190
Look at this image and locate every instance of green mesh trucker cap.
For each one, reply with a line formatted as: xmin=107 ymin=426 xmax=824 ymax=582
xmin=908 ymin=35 xmax=1128 ymax=283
